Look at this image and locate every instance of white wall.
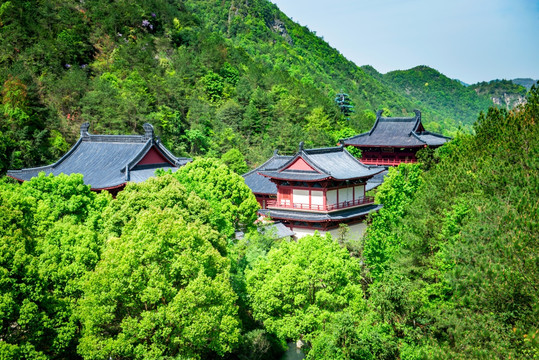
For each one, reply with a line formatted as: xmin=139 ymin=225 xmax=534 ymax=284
xmin=354 ymin=185 xmax=365 ymax=200
xmin=327 ymin=190 xmax=337 ymax=205
xmin=338 ymin=187 xmax=353 ymax=203
xmin=311 ymin=190 xmax=323 ymax=206
xmin=292 ymin=189 xmax=309 ymax=204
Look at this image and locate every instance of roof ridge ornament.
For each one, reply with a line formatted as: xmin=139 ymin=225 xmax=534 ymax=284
xmin=80 ymin=122 xmax=90 ymax=138
xmin=143 ymin=123 xmax=154 ymax=140
xmin=299 ymin=141 xmax=304 ymax=151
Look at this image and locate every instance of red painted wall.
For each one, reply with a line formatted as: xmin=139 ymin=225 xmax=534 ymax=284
xmin=137 ymin=147 xmax=171 ymax=165
xmin=285 ymin=157 xmax=316 ymax=171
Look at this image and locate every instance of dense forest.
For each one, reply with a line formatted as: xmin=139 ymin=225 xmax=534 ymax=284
xmin=1 ymin=0 xmax=538 ymax=358
xmin=1 ymin=84 xmax=537 ymax=360
xmin=0 ymin=0 xmax=530 ymax=175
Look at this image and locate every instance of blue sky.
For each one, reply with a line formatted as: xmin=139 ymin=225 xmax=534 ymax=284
xmin=270 ymin=0 xmax=539 ymax=84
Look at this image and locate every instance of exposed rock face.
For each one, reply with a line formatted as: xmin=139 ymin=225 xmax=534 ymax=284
xmin=271 ymin=19 xmax=293 ymax=45
xmin=491 ymin=94 xmax=527 ymax=109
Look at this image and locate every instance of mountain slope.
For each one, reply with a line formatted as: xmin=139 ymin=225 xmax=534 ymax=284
xmin=363 ymin=65 xmax=531 ymax=134
xmin=512 ymin=78 xmax=537 ymax=90
xmin=473 ymin=79 xmax=527 ymax=109
xmin=0 ymin=0 xmax=531 ymax=174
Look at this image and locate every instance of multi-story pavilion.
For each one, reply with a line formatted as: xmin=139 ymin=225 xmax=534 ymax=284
xmin=256 ymin=143 xmax=383 ymax=239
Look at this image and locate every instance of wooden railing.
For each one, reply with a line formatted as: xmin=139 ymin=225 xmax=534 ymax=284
xmin=361 ymin=158 xmax=417 ymax=166
xmin=266 ymin=196 xmax=374 ymax=212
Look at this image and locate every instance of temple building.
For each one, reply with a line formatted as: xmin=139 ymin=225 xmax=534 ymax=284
xmin=252 ymin=143 xmax=384 ymax=239
xmin=243 ymin=150 xmax=386 ymax=210
xmin=243 ymin=150 xmax=293 ymax=209
xmin=7 ymin=123 xmax=191 ymax=194
xmin=342 ymin=110 xmax=450 ymax=166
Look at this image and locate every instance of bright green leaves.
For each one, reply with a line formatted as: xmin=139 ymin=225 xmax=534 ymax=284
xmin=201 ymin=71 xmax=225 ymax=102
xmin=363 ymin=163 xmax=423 ymax=280
xmin=221 ymin=148 xmax=249 ymax=174
xmin=174 ymin=158 xmax=259 ymax=239
xmin=246 ymin=233 xmax=365 ymax=343
xmin=0 ymin=172 xmax=247 ymax=358
xmin=78 ymin=208 xmax=240 ymax=359
xmin=0 ymin=174 xmax=107 ymax=359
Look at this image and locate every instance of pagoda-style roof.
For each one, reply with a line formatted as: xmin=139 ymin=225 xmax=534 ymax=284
xmin=243 ymin=150 xmax=293 ymax=195
xmin=258 ymin=144 xmax=383 ymax=182
xmin=365 ymin=170 xmax=388 ymax=192
xmin=7 ymin=123 xmax=191 ymax=191
xmin=259 ymin=204 xmax=382 ymax=222
xmin=342 ymin=110 xmax=450 ymax=148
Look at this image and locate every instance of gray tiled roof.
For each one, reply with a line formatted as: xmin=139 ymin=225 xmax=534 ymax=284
xmin=416 ymin=132 xmax=450 ymax=146
xmin=7 ymin=123 xmax=191 ymax=190
xmin=258 ymin=222 xmax=295 ymax=239
xmin=342 ymin=110 xmax=450 ymax=148
xmin=242 ymin=151 xmax=292 ymax=195
xmin=366 ymin=170 xmax=388 ymax=192
xmin=259 ymin=204 xmax=382 ymax=222
xmin=258 ymin=144 xmax=383 ymax=182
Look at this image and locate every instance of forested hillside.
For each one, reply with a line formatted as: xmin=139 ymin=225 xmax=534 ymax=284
xmin=363 ymin=65 xmax=529 ymax=134
xmin=1 ymin=0 xmax=528 ymax=175
xmin=0 ymin=86 xmax=536 ymax=359
xmin=1 ymin=1 xmax=538 ymax=357
xmin=0 ymin=0 xmax=406 ymax=175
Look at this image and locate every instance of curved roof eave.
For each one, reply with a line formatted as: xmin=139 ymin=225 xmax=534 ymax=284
xmin=91 ymin=182 xmax=127 ymax=191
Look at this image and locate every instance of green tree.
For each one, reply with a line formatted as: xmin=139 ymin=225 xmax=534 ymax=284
xmin=221 ymin=148 xmax=249 ymax=174
xmin=201 ymin=71 xmax=225 ymax=102
xmin=363 ymin=85 xmax=539 ymax=358
xmin=362 ymin=163 xmax=423 ymax=280
xmin=0 ymin=174 xmax=109 ymax=359
xmin=246 ymin=233 xmax=365 ymax=344
xmin=78 ymin=207 xmax=241 ymax=359
xmin=304 ymin=106 xmax=334 ymax=147
xmin=101 ymin=174 xmax=224 ymax=251
xmin=174 ymin=158 xmax=259 ymax=239
xmin=334 ymin=92 xmax=354 ymax=119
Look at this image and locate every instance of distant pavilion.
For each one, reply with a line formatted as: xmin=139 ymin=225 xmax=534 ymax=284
xmin=8 ymin=123 xmax=191 ymax=195
xmin=342 ymin=110 xmax=450 ymax=166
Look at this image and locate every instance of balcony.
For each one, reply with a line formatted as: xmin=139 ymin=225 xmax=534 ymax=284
xmin=361 ymin=157 xmax=417 ymax=166
xmin=266 ymin=196 xmax=375 ymax=212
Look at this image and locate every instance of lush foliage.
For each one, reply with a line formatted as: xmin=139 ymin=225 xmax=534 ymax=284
xmin=359 ymin=85 xmax=539 ymax=358
xmin=0 ymin=0 xmax=509 ymax=175
xmin=363 ymin=163 xmax=423 ymax=279
xmin=246 ymin=233 xmax=365 ymax=341
xmin=0 ymin=174 xmax=108 ymax=359
xmin=173 ymin=158 xmax=260 ymax=239
xmin=0 ymin=169 xmax=256 ymax=359
xmin=78 ymin=208 xmax=240 ymax=359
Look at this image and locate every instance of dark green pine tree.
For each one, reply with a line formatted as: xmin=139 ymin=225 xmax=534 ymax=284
xmin=334 ymin=91 xmax=354 ymax=119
